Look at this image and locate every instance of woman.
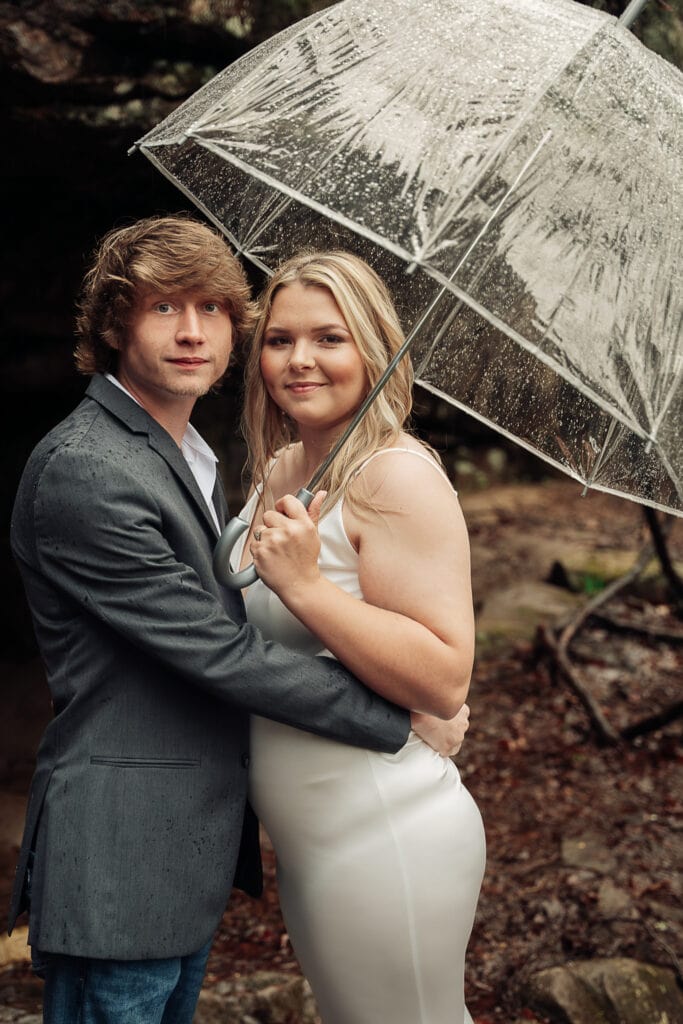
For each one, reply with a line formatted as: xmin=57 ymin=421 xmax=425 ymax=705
xmin=232 ymin=251 xmax=485 ymax=1023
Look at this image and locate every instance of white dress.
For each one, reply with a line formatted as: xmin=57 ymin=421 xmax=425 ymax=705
xmin=233 ymin=449 xmax=486 ymax=1024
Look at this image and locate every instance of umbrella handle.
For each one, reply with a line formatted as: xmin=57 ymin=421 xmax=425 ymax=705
xmin=213 ymin=487 xmax=315 ymax=590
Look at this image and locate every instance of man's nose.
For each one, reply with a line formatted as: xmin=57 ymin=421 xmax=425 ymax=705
xmin=176 ymin=305 xmax=204 ymax=342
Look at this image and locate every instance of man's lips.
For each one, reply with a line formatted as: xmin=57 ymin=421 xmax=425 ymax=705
xmin=168 ymin=358 xmax=209 ymax=367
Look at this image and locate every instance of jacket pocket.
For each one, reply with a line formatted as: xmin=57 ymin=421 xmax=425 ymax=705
xmin=90 ymin=755 xmax=200 ymax=769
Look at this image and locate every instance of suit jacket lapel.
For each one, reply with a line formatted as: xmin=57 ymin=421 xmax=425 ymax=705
xmin=86 ymin=375 xmax=221 ymax=541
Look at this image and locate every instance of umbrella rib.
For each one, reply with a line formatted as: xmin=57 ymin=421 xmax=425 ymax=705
xmin=413 ymin=300 xmax=464 ymax=379
xmin=654 ymin=446 xmax=683 ymax=506
xmin=412 ymin=176 xmax=543 ymax=377
xmin=413 ymin=376 xmax=601 ymax=492
xmin=138 ymin=147 xmax=277 ymax=276
xmin=413 ymin=21 xmax=615 ymax=263
xmin=418 ymin=266 xmax=653 ymax=442
xmin=645 ymin=234 xmax=683 ymax=446
xmin=190 ymin=43 xmax=441 ymax=255
xmin=580 ymin=416 xmax=621 ymax=493
xmin=648 ymin=361 xmax=683 ymax=451
xmin=191 ymin=117 xmax=375 ymax=255
xmin=416 ymin=378 xmax=682 ymax=516
xmin=184 ymin=145 xmax=417 ymax=264
xmin=411 ymin=128 xmax=554 ymax=275
xmin=528 ymin=242 xmax=642 ymax=427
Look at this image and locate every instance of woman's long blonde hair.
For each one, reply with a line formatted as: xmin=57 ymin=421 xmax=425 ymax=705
xmin=242 ymin=250 xmax=429 ymax=513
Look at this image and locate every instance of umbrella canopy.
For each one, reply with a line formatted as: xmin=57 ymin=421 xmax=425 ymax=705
xmin=135 ymin=0 xmax=683 ymax=516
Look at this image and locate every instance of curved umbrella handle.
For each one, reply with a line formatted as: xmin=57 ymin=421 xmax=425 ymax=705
xmin=212 ymin=515 xmax=256 ymax=589
xmin=213 ymin=487 xmax=315 ymax=590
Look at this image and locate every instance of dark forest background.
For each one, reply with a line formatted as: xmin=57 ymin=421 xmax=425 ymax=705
xmin=1 ymin=0 xmax=682 ymax=660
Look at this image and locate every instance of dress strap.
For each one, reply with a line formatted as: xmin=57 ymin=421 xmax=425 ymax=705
xmin=355 ymin=447 xmax=454 ymax=490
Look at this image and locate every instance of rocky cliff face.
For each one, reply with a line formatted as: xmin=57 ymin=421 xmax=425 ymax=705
xmin=1 ymin=1 xmax=257 ymax=387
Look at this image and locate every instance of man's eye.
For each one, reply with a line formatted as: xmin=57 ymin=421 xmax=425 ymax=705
xmin=203 ymin=302 xmax=219 ymax=313
xmin=155 ymin=302 xmax=173 ymax=313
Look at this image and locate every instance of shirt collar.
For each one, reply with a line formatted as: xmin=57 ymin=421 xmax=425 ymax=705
xmin=105 ymin=373 xmax=217 ymax=463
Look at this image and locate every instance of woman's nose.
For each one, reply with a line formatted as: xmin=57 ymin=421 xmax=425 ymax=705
xmin=288 ymin=340 xmax=315 ymax=368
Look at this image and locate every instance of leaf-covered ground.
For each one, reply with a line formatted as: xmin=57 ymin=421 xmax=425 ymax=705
xmin=2 ymin=484 xmax=681 ymax=1023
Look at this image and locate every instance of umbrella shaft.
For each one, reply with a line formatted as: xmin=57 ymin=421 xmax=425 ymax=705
xmin=305 ymin=332 xmax=416 ymax=492
xmin=305 ymin=280 xmax=453 ymax=492
xmin=618 ymin=0 xmax=650 ymax=28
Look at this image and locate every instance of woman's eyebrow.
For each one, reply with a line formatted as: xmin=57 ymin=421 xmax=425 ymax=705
xmin=265 ymin=322 xmax=349 ymax=332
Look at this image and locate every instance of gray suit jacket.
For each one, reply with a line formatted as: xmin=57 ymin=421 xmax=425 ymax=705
xmin=9 ymin=374 xmax=409 ymax=959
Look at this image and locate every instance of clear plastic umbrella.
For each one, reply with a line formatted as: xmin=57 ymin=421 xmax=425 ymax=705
xmin=135 ymin=0 xmax=683 ymax=562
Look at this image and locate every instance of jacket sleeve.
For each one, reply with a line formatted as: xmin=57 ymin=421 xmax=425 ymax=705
xmin=23 ymin=443 xmax=410 ymax=754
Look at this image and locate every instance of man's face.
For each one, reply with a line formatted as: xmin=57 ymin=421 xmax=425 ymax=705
xmin=116 ymin=289 xmax=234 ymax=413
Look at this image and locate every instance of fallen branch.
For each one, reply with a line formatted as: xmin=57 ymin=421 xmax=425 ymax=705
xmin=589 ymin=610 xmax=683 ymax=644
xmin=643 ymin=506 xmax=683 ymax=602
xmin=538 ymin=537 xmax=662 ymax=745
xmin=537 ymin=624 xmax=621 ymax=745
xmin=558 ymin=539 xmax=656 ymax=650
xmin=620 ymin=700 xmax=683 ymax=740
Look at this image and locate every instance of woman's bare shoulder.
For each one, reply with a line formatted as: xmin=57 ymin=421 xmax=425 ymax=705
xmin=354 ymin=435 xmax=453 ymax=501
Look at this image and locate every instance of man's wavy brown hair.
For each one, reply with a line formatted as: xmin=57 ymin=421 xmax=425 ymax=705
xmin=74 ymin=214 xmax=254 ymax=376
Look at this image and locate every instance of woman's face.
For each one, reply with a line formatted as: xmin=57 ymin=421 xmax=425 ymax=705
xmin=260 ymin=281 xmax=368 ymax=436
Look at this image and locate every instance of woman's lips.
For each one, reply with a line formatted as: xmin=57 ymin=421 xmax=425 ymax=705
xmin=286 ymin=382 xmax=322 ymax=392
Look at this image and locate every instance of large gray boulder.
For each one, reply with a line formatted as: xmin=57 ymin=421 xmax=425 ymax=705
xmin=524 ymin=958 xmax=683 ymax=1024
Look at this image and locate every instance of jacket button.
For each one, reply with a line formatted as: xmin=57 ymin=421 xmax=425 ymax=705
xmin=241 ymin=754 xmax=250 ymax=768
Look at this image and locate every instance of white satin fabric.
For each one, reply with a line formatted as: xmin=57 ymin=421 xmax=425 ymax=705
xmin=234 ymin=449 xmax=486 ymax=1023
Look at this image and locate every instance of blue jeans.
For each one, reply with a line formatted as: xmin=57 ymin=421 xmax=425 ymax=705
xmin=38 ymin=939 xmax=212 ymax=1024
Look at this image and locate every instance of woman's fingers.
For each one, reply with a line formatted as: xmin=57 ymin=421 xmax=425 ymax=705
xmin=249 ymin=492 xmax=324 ymax=593
xmin=262 ymin=490 xmax=326 ymax=530
xmin=306 ymin=490 xmax=327 ymax=525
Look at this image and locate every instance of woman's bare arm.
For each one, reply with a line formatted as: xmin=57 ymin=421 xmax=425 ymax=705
xmin=251 ymin=452 xmax=474 ymax=718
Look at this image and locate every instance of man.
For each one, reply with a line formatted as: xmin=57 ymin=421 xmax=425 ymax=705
xmin=9 ymin=215 xmax=467 ymax=1023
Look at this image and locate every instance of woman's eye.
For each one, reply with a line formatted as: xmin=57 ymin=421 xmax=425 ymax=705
xmin=265 ymin=336 xmax=291 ymax=346
xmin=319 ymin=334 xmax=343 ymax=345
